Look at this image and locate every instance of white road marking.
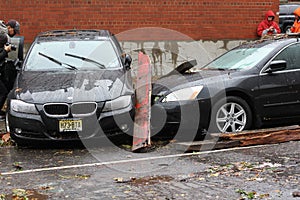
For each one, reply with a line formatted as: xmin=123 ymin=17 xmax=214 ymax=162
xmin=0 ymin=144 xmax=278 ymax=176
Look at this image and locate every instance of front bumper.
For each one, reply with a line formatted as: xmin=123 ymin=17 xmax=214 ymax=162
xmin=8 ymin=105 xmax=135 ymax=145
xmin=150 ymin=98 xmax=211 ymax=138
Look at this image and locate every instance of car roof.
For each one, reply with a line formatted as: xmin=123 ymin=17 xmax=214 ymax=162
xmin=35 ymin=29 xmax=112 ymax=41
xmin=279 ymin=4 xmax=300 ymax=15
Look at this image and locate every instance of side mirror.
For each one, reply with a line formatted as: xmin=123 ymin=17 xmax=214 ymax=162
xmin=123 ymin=54 xmax=132 ymax=70
xmin=264 ymin=60 xmax=287 ymax=73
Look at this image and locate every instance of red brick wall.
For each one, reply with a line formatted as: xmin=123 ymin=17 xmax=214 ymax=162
xmin=1 ymin=0 xmax=279 ymax=43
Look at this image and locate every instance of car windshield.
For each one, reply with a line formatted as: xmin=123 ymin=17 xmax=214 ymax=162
xmin=202 ymin=45 xmax=275 ymax=71
xmin=25 ymin=40 xmax=121 ymax=71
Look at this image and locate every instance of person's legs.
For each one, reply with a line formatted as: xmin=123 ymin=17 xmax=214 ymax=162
xmin=0 ymin=80 xmax=8 ymax=120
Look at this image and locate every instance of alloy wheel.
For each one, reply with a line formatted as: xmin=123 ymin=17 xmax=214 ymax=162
xmin=215 ymin=102 xmax=247 ymax=133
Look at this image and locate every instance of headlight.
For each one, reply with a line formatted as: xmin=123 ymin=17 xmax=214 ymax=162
xmin=10 ymin=99 xmax=39 ymax=114
xmin=103 ymin=95 xmax=132 ymax=112
xmin=162 ymin=85 xmax=203 ymax=102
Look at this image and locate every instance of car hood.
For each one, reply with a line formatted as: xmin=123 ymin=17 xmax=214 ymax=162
xmin=16 ymin=70 xmax=129 ymax=104
xmin=152 ymin=68 xmax=236 ymax=96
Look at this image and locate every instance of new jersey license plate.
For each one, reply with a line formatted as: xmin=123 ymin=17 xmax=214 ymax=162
xmin=59 ymin=119 xmax=82 ymax=132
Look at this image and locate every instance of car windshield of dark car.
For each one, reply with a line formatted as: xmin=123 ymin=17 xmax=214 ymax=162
xmin=24 ymin=40 xmax=121 ymax=71
xmin=202 ymin=45 xmax=275 ymax=71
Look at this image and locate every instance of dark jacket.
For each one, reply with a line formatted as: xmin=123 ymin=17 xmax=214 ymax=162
xmin=0 ymin=47 xmax=8 ymax=62
xmin=0 ymin=47 xmax=8 ymax=72
xmin=0 ymin=46 xmax=8 ymax=109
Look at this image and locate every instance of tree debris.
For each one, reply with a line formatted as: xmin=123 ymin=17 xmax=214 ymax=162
xmin=293 ymin=191 xmax=300 ymax=197
xmin=175 ymin=125 xmax=300 ymax=152
xmin=12 ymin=162 xmax=23 ymax=171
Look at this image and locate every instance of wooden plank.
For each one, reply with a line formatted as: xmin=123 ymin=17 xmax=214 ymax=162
xmin=132 ymin=51 xmax=152 ymax=152
xmin=175 ymin=125 xmax=300 ymax=152
xmin=215 ymin=125 xmax=300 ymax=140
xmin=235 ymin=129 xmax=300 ymax=146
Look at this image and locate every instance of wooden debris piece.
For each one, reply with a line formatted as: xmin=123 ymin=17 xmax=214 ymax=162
xmin=175 ymin=125 xmax=300 ymax=152
xmin=132 ymin=51 xmax=152 ymax=152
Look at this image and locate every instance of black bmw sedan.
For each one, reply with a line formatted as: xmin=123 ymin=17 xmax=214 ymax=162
xmin=6 ymin=30 xmax=135 ymax=146
xmin=151 ymin=35 xmax=300 ymax=136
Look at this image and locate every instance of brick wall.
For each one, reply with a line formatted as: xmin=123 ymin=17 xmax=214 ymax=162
xmin=1 ymin=0 xmax=279 ymax=44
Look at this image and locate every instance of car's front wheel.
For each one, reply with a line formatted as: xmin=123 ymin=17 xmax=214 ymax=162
xmin=284 ymin=25 xmax=292 ymax=33
xmin=210 ymin=96 xmax=252 ymax=133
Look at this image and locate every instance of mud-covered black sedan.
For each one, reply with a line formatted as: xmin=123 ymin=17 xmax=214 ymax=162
xmin=152 ymin=35 xmax=300 ymax=136
xmin=6 ymin=30 xmax=134 ymax=146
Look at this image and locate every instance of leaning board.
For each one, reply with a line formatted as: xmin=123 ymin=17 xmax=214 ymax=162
xmin=132 ymin=51 xmax=152 ymax=152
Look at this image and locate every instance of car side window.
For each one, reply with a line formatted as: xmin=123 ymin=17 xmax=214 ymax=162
xmin=273 ymin=43 xmax=300 ymax=70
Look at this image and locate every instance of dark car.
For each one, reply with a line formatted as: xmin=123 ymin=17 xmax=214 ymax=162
xmin=6 ymin=30 xmax=134 ymax=146
xmin=279 ymin=4 xmax=300 ymax=33
xmin=151 ymin=35 xmax=300 ymax=136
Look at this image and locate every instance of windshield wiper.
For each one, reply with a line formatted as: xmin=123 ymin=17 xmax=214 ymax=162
xmin=65 ymin=53 xmax=106 ymax=69
xmin=202 ymin=67 xmax=226 ymax=71
xmin=38 ymin=52 xmax=78 ymax=70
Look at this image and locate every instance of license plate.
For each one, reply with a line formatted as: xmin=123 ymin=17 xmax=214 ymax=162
xmin=59 ymin=119 xmax=82 ymax=132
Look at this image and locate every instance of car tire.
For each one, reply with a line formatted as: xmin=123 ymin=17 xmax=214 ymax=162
xmin=209 ymin=96 xmax=252 ymax=133
xmin=284 ymin=25 xmax=292 ymax=33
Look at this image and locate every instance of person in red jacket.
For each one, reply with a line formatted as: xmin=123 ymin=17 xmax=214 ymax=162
xmin=257 ymin=10 xmax=281 ymax=37
xmin=290 ymin=7 xmax=300 ymax=33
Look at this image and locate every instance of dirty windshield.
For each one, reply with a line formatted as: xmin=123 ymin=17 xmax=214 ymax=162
xmin=202 ymin=45 xmax=275 ymax=71
xmin=25 ymin=40 xmax=120 ymax=71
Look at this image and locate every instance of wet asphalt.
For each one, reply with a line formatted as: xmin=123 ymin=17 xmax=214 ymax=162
xmin=0 ymin=137 xmax=299 ymax=200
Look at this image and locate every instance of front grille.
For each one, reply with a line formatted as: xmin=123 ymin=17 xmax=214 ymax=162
xmin=43 ymin=102 xmax=99 ymax=118
xmin=71 ymin=102 xmax=97 ymax=117
xmin=43 ymin=103 xmax=69 ymax=117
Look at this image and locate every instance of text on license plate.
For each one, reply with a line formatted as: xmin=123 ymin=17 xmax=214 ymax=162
xmin=59 ymin=119 xmax=82 ymax=132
